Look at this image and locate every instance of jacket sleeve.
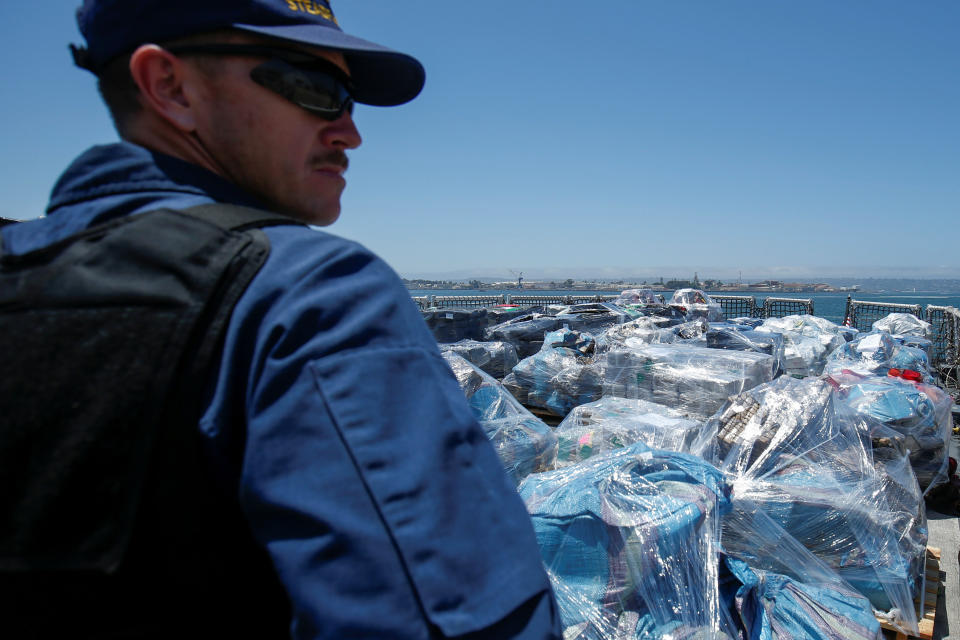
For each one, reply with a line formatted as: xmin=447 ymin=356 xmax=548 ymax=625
xmin=199 ymin=226 xmax=562 ymax=639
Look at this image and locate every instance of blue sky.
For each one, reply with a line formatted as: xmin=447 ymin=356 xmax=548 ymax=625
xmin=1 ymin=1 xmax=957 ymax=281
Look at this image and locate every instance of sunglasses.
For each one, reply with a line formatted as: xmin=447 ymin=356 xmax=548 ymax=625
xmin=165 ymin=43 xmax=355 ymax=121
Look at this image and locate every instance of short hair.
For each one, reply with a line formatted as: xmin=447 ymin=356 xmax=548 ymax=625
xmin=95 ymin=30 xmax=239 ymax=137
xmin=96 ymin=53 xmax=140 ymax=135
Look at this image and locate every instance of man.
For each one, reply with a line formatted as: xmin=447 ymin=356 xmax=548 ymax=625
xmin=0 ymin=1 xmax=561 ymax=638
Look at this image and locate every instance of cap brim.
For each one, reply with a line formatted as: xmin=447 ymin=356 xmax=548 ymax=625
xmin=234 ymin=23 xmax=424 ymax=107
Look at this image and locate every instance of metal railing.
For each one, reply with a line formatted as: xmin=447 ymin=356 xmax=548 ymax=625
xmin=415 ymin=293 xmax=815 ymax=320
xmin=710 ymin=295 xmax=757 ymax=319
xmin=842 ymin=296 xmax=923 ymax=333
xmin=927 ymin=305 xmax=960 ymax=396
xmin=411 ymin=294 xmax=619 ymax=310
xmin=764 ymin=297 xmax=814 ymax=319
xmin=709 ymin=295 xmax=814 ymax=320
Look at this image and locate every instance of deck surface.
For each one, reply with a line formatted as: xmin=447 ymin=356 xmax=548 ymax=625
xmin=927 ymin=432 xmax=960 ymax=640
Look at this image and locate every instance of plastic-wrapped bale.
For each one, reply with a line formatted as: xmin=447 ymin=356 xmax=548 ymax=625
xmin=519 ymin=443 xmax=731 ymax=640
xmin=615 ymin=320 xmax=710 ymax=349
xmin=754 ymin=315 xmax=846 ymax=377
xmin=719 ymin=501 xmax=882 ymax=640
xmin=824 ymin=331 xmax=932 ymax=381
xmin=422 ymin=307 xmax=488 ymax=343
xmin=511 ymin=327 xmax=603 ymax=417
xmin=439 ymin=339 xmax=519 ymax=379
xmin=832 ymin=371 xmax=953 ymax=494
xmin=554 ymin=303 xmax=632 ymax=334
xmin=711 ymin=377 xmax=926 ymax=635
xmin=442 ymin=352 xmax=557 ymax=484
xmin=614 ymin=288 xmax=664 ymax=308
xmin=668 ymin=288 xmax=724 ymax=322
xmin=553 ymin=396 xmax=711 ymax=467
xmin=872 ymin=313 xmax=933 ymax=340
xmin=892 ymin=335 xmax=934 ymax=362
xmin=719 ymin=557 xmax=881 ymax=640
xmin=484 ymin=313 xmax=562 ymax=358
xmin=601 ymin=343 xmax=776 ymax=421
xmin=601 ymin=316 xmax=680 ymax=348
xmin=484 ymin=304 xmax=531 ymax=327
xmin=704 ymin=326 xmax=785 ymax=377
xmin=728 ymin=317 xmax=764 ymax=330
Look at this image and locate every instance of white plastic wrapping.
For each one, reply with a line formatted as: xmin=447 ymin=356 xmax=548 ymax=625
xmin=601 ymin=343 xmax=776 ymax=420
xmin=754 ymin=315 xmax=847 ymax=377
xmin=872 ymin=312 xmax=933 ymax=339
xmin=668 ymin=288 xmax=724 ymax=322
xmin=600 ymin=317 xmax=702 ymax=349
xmin=442 ymin=352 xmax=558 ymax=484
xmin=614 ymin=289 xmax=663 ymax=308
xmin=824 ymin=331 xmax=932 ymax=381
xmin=553 ymin=396 xmax=711 ymax=467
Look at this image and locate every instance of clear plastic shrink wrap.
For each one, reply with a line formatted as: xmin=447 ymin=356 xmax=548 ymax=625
xmin=824 ymin=331 xmax=932 ymax=381
xmin=484 ymin=304 xmax=531 ymax=327
xmin=668 ymin=288 xmax=724 ymax=322
xmin=711 ymin=377 xmax=926 ymax=634
xmin=553 ymin=397 xmax=711 ymax=467
xmin=421 ymin=307 xmax=489 ymax=343
xmin=704 ymin=326 xmax=786 ymax=377
xmin=719 ymin=503 xmax=882 ymax=640
xmin=832 ymin=371 xmax=953 ymax=493
xmin=601 ymin=317 xmax=700 ymax=348
xmin=484 ymin=313 xmax=562 ymax=358
xmin=442 ymin=352 xmax=557 ymax=484
xmin=872 ymin=313 xmax=933 ymax=340
xmin=601 ymin=343 xmax=776 ymax=421
xmin=510 ymin=327 xmax=603 ymax=417
xmin=518 ymin=443 xmax=731 ymax=640
xmin=438 ymin=339 xmax=519 ymax=379
xmin=554 ymin=302 xmax=632 ymax=333
xmin=754 ymin=315 xmax=846 ymax=377
xmin=614 ymin=288 xmax=664 ymax=309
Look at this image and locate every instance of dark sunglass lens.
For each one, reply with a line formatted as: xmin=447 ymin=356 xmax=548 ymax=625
xmin=250 ymin=59 xmax=352 ymax=120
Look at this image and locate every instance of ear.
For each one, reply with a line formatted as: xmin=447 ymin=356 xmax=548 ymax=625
xmin=128 ymin=44 xmax=199 ymax=133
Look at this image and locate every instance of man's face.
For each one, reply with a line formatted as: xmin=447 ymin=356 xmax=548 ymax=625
xmin=186 ymin=36 xmax=362 ymax=225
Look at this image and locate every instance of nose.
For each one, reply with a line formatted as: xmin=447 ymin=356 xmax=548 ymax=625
xmin=321 ymin=109 xmax=362 ymax=150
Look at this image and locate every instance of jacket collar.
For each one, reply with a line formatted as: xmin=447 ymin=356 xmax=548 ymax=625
xmin=47 ymin=142 xmax=265 ymax=215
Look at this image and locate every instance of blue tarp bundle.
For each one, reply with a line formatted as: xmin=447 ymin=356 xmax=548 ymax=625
xmin=720 ymin=556 xmax=881 ymax=640
xmin=833 ymin=371 xmax=952 ymax=493
xmin=519 ymin=443 xmax=729 ymax=639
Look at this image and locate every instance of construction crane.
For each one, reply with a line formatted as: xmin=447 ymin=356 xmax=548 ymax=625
xmin=508 ymin=269 xmax=524 ymax=289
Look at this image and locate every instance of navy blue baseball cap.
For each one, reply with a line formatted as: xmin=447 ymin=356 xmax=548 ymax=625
xmin=72 ymin=0 xmax=424 ymax=106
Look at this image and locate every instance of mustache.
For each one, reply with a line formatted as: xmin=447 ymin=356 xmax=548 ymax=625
xmin=311 ymin=150 xmax=349 ymax=172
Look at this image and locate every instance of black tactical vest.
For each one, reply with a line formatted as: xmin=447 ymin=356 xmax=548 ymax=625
xmin=0 ymin=205 xmax=301 ymax=639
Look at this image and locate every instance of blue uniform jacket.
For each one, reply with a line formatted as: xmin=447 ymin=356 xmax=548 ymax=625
xmin=2 ymin=142 xmax=561 ymax=640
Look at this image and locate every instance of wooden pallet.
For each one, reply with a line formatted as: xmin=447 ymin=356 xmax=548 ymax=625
xmin=880 ymin=546 xmax=944 ymax=640
xmin=523 ymin=405 xmax=564 ymax=426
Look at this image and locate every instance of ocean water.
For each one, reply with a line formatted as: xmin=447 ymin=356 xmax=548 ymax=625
xmin=410 ymin=289 xmax=960 ymax=324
